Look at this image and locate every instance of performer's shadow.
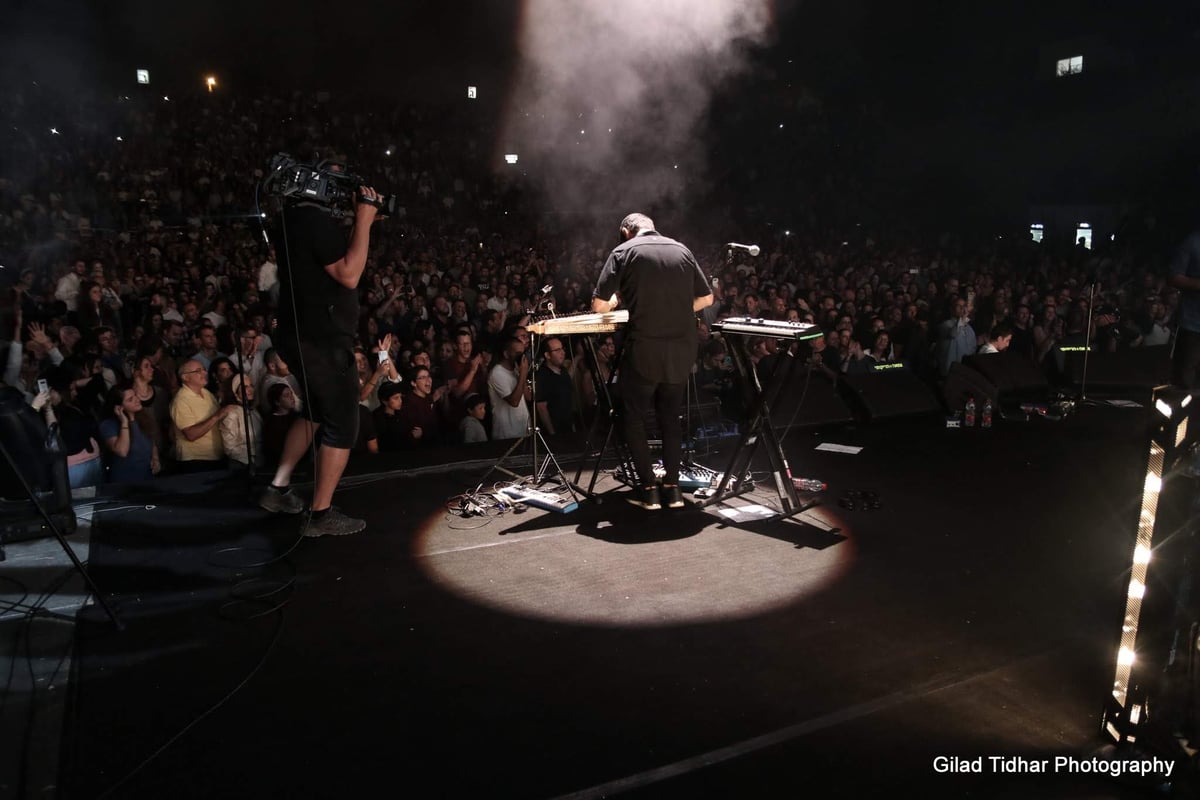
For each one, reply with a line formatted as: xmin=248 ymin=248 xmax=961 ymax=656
xmin=499 ymin=489 xmax=709 ymax=543
xmin=713 ymin=515 xmax=847 ymax=551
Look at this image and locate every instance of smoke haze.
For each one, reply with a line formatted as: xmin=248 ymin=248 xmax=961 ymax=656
xmin=502 ymin=0 xmax=773 ymax=224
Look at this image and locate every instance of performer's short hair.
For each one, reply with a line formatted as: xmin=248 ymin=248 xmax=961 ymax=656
xmin=619 ymin=213 xmax=654 ymax=237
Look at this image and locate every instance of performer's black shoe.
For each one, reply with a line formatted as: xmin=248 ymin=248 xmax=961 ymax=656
xmin=660 ymin=484 xmax=685 ymax=509
xmin=628 ymin=485 xmax=662 ymax=511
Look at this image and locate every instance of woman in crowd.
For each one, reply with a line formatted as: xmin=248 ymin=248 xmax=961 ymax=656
xmin=208 ymin=356 xmax=236 ymax=397
xmin=130 ymin=352 xmax=170 ymax=457
xmin=865 ymin=330 xmax=896 ymax=367
xmin=219 ymin=373 xmax=263 ymax=469
xmin=72 ymin=281 xmax=120 ymax=333
xmin=42 ymin=365 xmax=103 ymax=489
xmin=99 ymin=383 xmax=159 ymax=483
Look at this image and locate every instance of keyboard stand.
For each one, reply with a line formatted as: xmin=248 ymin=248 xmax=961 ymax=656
xmin=698 ymin=338 xmax=815 ymax=519
xmin=573 ymin=336 xmax=637 ymax=500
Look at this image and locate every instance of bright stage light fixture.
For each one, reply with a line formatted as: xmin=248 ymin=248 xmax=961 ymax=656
xmin=504 ymin=154 xmax=519 ymax=165
xmin=136 ymin=69 xmax=150 ymax=84
xmin=1102 ymin=386 xmax=1199 ymax=750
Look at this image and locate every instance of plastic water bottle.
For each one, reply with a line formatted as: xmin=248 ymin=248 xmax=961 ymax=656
xmin=981 ymin=398 xmax=993 ymax=429
xmin=964 ymin=396 xmax=976 ymax=427
xmin=793 ymin=478 xmax=827 ymax=492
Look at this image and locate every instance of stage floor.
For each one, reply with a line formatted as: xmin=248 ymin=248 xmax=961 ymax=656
xmin=46 ymin=405 xmax=1199 ymax=798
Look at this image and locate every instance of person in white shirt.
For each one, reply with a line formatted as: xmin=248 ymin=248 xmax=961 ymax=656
xmin=258 ymin=247 xmax=279 ymax=305
xmin=54 ymin=259 xmax=88 ymax=312
xmin=488 ymin=335 xmax=531 ymax=440
xmin=978 ymin=323 xmax=1013 ymax=355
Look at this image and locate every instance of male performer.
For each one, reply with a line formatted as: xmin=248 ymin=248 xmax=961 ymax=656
xmin=592 ymin=213 xmax=713 ymax=510
xmin=258 ymin=170 xmax=381 ymax=537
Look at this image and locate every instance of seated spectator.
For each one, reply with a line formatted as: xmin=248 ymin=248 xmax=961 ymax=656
xmin=99 ymin=384 xmax=159 ymax=483
xmin=220 ymin=374 xmax=264 ymax=469
xmin=170 ymin=359 xmax=232 ymax=472
xmin=459 ymin=393 xmax=488 ymax=444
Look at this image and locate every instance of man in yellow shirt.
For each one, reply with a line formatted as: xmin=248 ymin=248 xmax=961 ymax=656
xmin=170 ymin=359 xmax=234 ymax=471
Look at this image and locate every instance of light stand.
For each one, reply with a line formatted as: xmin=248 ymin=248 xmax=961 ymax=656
xmin=232 ymin=332 xmax=258 ymax=490
xmin=1080 ymin=282 xmax=1098 ymax=403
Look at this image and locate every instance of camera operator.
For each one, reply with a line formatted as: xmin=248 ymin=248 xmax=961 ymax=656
xmin=258 ymin=173 xmax=382 ymax=538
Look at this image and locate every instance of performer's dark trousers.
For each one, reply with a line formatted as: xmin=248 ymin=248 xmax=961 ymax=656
xmin=622 ymin=375 xmax=686 ymax=487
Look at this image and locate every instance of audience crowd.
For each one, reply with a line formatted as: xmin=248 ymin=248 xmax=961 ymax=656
xmin=0 ymin=86 xmax=1176 ymax=488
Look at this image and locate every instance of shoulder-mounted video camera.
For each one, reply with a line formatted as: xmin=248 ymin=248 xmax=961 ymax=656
xmin=261 ymin=152 xmax=398 ymax=218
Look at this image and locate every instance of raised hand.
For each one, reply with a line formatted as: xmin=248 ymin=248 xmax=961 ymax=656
xmin=27 ymin=322 xmax=52 ymax=349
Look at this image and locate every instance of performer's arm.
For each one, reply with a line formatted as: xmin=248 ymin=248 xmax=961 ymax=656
xmin=693 ymin=292 xmax=714 ymax=313
xmin=592 ymin=294 xmax=617 ymax=313
xmin=323 ymin=187 xmax=380 ymax=290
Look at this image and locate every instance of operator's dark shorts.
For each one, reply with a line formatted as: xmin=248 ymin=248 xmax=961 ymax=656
xmin=276 ymin=336 xmax=359 ymax=449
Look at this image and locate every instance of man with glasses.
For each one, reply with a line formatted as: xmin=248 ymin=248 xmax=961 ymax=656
xmin=592 ymin=212 xmax=714 ymax=511
xmin=170 ymin=359 xmax=234 ymax=472
xmin=535 ymin=337 xmax=575 ymax=437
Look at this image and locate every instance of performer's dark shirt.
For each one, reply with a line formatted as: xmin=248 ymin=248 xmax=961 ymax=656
xmin=534 ymin=363 xmax=575 ymax=435
xmin=593 ymin=231 xmax=710 ymax=384
xmin=274 ymin=204 xmax=356 ymax=345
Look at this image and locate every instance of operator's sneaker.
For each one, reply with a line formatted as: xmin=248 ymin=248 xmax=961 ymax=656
xmin=660 ymin=485 xmax=686 ymax=509
xmin=303 ymin=507 xmax=366 ymax=538
xmin=627 ymin=485 xmax=662 ymax=511
xmin=259 ymin=484 xmax=304 ymax=514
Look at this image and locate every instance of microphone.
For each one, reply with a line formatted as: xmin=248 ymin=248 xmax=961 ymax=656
xmin=726 ymin=242 xmax=760 ymax=257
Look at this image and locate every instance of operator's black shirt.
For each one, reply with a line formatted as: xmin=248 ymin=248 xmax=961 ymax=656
xmin=274 ymin=204 xmax=357 ymax=346
xmin=593 ymin=230 xmax=711 ymax=384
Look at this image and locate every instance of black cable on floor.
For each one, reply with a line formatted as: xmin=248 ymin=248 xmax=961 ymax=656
xmin=94 ymin=609 xmax=286 ymax=799
xmin=12 ymin=564 xmax=79 ymax=800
